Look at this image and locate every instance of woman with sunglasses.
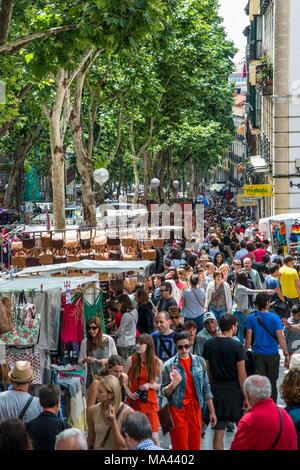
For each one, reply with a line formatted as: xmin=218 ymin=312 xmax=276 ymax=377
xmin=87 ymin=355 xmax=129 ymax=407
xmin=161 ymin=329 xmax=217 ymax=450
xmin=124 ymin=334 xmax=162 ymax=446
xmin=79 ymin=317 xmax=118 ymax=393
xmin=87 ymin=375 xmax=133 ymax=450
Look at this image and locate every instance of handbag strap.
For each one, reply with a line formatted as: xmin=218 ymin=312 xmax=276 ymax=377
xmin=191 ymin=288 xmax=204 ymax=308
xmin=18 ymin=395 xmax=34 ymax=421
xmin=269 ymin=406 xmax=283 ymax=450
xmin=255 ymin=313 xmax=278 ymax=343
xmin=100 ymin=404 xmax=125 ymax=448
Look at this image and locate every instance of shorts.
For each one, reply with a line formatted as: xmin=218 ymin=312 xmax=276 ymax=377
xmin=212 ymin=421 xmax=226 ymax=431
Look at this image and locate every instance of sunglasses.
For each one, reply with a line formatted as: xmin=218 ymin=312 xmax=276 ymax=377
xmin=177 ymin=344 xmax=190 ymax=350
xmin=88 ymin=326 xmax=99 ymax=331
xmin=170 ymin=316 xmax=180 ymax=320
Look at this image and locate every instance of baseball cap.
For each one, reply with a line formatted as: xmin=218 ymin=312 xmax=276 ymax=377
xmin=203 ymin=312 xmax=217 ymax=323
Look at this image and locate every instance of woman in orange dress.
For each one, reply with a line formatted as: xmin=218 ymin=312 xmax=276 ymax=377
xmin=124 ymin=334 xmax=163 ymax=446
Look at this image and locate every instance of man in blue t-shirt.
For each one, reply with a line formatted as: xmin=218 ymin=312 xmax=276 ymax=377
xmin=245 ymin=293 xmax=289 ymax=402
xmin=151 ymin=311 xmax=176 ymax=363
xmin=265 ymin=263 xmax=286 ymax=307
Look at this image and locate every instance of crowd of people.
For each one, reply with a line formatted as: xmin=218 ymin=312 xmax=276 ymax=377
xmin=1 ymin=194 xmax=300 ymax=451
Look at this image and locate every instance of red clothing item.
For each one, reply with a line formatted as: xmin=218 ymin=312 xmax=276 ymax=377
xmin=231 ymin=399 xmax=297 ymax=450
xmin=115 ymin=312 xmax=122 ymax=329
xmin=253 ymin=248 xmax=267 ymax=263
xmin=170 ymin=356 xmax=202 ymax=450
xmin=243 ymin=251 xmax=255 ymax=262
xmin=61 ymin=295 xmax=84 ymax=344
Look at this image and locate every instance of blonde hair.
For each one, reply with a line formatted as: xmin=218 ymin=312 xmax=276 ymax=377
xmin=98 ymin=375 xmax=122 ymax=413
xmin=220 ymin=264 xmax=230 ymax=273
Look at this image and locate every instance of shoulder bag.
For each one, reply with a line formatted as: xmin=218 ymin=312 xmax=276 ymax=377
xmin=18 ymin=395 xmax=34 ymax=421
xmin=191 ymin=288 xmax=205 ymax=308
xmin=254 ymin=313 xmax=278 ymax=343
xmin=100 ymin=404 xmax=125 ymax=448
xmin=158 ymin=403 xmax=174 ymax=435
xmin=269 ymin=406 xmax=283 ymax=450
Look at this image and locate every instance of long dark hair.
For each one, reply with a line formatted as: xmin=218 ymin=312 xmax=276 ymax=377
xmin=101 ymin=355 xmax=125 ymax=387
xmin=236 ymin=272 xmax=250 ymax=288
xmin=131 ymin=334 xmax=158 ymax=382
xmin=0 ymin=419 xmax=33 ymax=450
xmin=117 ymin=294 xmax=134 ymax=313
xmin=86 ymin=317 xmax=104 ymax=352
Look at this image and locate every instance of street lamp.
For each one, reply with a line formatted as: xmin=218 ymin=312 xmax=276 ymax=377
xmin=172 ymin=180 xmax=180 ymax=190
xmin=93 ymin=168 xmax=109 ymax=185
xmin=150 ymin=178 xmax=160 ymax=189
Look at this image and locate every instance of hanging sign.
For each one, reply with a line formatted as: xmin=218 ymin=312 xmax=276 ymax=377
xmin=243 ymin=184 xmax=273 ymax=197
xmin=237 ymin=194 xmax=257 ymax=207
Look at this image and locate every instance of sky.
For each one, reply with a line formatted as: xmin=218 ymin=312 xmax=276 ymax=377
xmin=218 ymin=0 xmax=249 ymax=64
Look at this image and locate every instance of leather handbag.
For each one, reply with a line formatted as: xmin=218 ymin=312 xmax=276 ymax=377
xmin=107 ymin=237 xmax=121 ymax=247
xmin=23 ymin=237 xmax=35 ymax=250
xmin=140 ymin=240 xmax=152 ymax=250
xmin=25 ymin=256 xmax=40 ymax=267
xmin=94 ymin=252 xmax=109 ymax=261
xmin=152 ymin=239 xmax=164 ymax=249
xmin=158 ymin=404 xmax=174 ymax=435
xmin=64 ymin=239 xmax=79 ymax=249
xmin=51 ymin=238 xmax=64 ymax=250
xmin=121 ymin=238 xmax=137 ymax=248
xmin=141 ymin=249 xmax=156 ymax=260
xmin=39 ymin=252 xmax=54 ymax=265
xmin=40 ymin=234 xmax=51 ymax=249
xmin=11 ymin=253 xmax=26 ymax=268
xmin=123 ymin=247 xmax=137 ymax=261
xmin=11 ymin=241 xmax=23 ymax=251
xmin=109 ymin=251 xmax=122 ymax=260
xmin=93 ymin=235 xmax=107 ymax=247
xmin=0 ymin=295 xmax=13 ymax=334
xmin=66 ymin=254 xmax=80 ymax=263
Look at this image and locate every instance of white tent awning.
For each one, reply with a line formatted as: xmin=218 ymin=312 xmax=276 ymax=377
xmin=14 ymin=260 xmax=154 ymax=277
xmin=0 ymin=276 xmax=98 ymax=292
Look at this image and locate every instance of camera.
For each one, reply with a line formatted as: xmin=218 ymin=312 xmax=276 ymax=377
xmin=136 ymin=388 xmax=148 ymax=403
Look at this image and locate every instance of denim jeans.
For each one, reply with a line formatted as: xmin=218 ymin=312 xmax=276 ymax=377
xmin=208 ymin=306 xmax=228 ymax=322
xmin=233 ymin=310 xmax=247 ymax=343
xmin=184 ymin=315 xmax=204 ymax=332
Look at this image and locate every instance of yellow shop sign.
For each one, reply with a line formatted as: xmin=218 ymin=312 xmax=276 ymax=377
xmin=243 ymin=184 xmax=273 ymax=197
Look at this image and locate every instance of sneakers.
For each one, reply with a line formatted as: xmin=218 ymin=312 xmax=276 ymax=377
xmin=226 ymin=422 xmax=235 ymax=432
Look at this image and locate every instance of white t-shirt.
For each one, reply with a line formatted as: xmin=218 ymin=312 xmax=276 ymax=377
xmin=0 ymin=390 xmax=41 ymax=423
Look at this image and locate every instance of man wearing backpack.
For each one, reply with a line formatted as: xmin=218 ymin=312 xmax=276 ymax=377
xmin=244 ymin=293 xmax=289 ymax=402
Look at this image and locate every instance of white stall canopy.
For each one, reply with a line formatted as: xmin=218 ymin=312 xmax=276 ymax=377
xmin=0 ymin=276 xmax=98 ymax=292
xmin=13 ymin=260 xmax=154 ymax=277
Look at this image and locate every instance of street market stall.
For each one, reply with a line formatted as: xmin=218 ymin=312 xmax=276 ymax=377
xmin=259 ymin=213 xmax=300 ymax=260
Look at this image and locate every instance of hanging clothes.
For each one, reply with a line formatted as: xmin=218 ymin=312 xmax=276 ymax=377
xmin=83 ymin=292 xmax=106 ymax=334
xmin=61 ymin=294 xmax=84 ymax=344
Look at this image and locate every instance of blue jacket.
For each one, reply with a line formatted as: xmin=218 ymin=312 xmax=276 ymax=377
xmin=161 ymin=353 xmax=213 ymax=409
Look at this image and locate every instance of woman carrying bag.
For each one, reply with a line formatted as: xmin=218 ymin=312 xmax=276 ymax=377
xmin=87 ymin=375 xmax=133 ymax=450
xmin=204 ymin=271 xmax=232 ymax=321
xmin=124 ymin=334 xmax=162 ymax=446
xmin=115 ymin=294 xmax=138 ymax=360
xmin=79 ymin=317 xmax=117 ymax=393
xmin=161 ymin=329 xmax=217 ymax=450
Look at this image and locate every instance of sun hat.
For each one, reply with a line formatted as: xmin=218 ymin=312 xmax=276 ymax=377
xmin=9 ymin=361 xmax=33 ymax=383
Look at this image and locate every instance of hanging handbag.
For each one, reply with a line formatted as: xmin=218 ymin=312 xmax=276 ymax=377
xmin=152 ymin=239 xmax=164 ymax=249
xmin=39 ymin=251 xmax=54 ymax=265
xmin=11 ymin=252 xmax=26 ymax=268
xmin=25 ymin=254 xmax=40 ymax=267
xmin=51 ymin=235 xmax=64 ymax=249
xmin=109 ymin=251 xmax=122 ymax=261
xmin=121 ymin=238 xmax=137 ymax=248
xmin=40 ymin=233 xmax=52 ymax=249
xmin=158 ymin=403 xmax=174 ymax=435
xmin=22 ymin=236 xmax=35 ymax=250
xmin=107 ymin=237 xmax=121 ymax=247
xmin=141 ymin=249 xmax=156 ymax=260
xmin=0 ymin=295 xmax=13 ymax=334
xmin=11 ymin=241 xmax=23 ymax=251
xmin=6 ymin=352 xmax=42 ymax=384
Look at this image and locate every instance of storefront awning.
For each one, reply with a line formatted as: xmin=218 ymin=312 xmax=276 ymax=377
xmin=250 ymin=156 xmax=268 ymax=173
xmin=210 ymin=183 xmax=226 ymax=192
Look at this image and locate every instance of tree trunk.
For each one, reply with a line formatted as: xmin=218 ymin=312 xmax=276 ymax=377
xmin=143 ymin=150 xmax=149 ymax=203
xmin=69 ymin=52 xmax=99 ymax=227
xmin=0 ymin=0 xmax=14 ymax=45
xmin=4 ymin=123 xmax=42 ymax=208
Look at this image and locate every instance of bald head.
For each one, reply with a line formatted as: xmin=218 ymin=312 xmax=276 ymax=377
xmin=244 ymin=375 xmax=272 ymax=402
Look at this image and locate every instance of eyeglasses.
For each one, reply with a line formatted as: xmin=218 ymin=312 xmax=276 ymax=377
xmin=160 ymin=289 xmax=166 ymax=293
xmin=170 ymin=316 xmax=180 ymax=320
xmin=88 ymin=326 xmax=99 ymax=331
xmin=177 ymin=344 xmax=190 ymax=350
